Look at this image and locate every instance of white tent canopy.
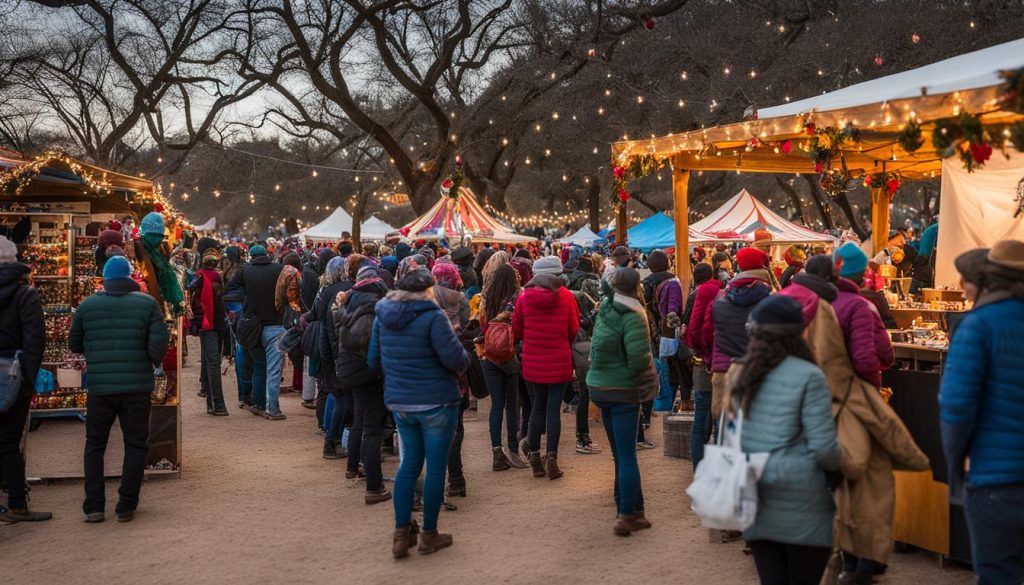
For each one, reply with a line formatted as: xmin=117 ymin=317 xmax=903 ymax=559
xmin=558 ymin=225 xmax=603 ymax=246
xmin=300 ymin=207 xmax=397 ymax=242
xmin=760 ymin=37 xmax=1024 ymax=119
xmin=194 ymin=217 xmax=216 ymax=232
xmin=690 ymin=190 xmax=836 ymax=245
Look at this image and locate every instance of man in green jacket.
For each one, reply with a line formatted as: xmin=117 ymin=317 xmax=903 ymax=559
xmin=69 ymin=256 xmax=169 ymax=523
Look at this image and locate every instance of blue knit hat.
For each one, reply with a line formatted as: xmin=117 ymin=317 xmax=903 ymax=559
xmin=140 ymin=212 xmax=165 ymax=236
xmin=834 ymin=242 xmax=868 ymax=278
xmin=103 ymin=255 xmax=133 ymax=280
xmin=249 ymin=245 xmax=268 ymax=257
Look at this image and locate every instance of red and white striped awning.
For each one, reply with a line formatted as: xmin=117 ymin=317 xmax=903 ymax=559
xmin=401 ymin=187 xmax=535 ymax=243
xmin=691 ymin=189 xmax=836 ymax=245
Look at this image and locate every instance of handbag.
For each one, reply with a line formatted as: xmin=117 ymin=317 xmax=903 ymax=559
xmin=0 ymin=351 xmax=23 ymax=413
xmin=235 ymin=311 xmax=263 ymax=349
xmin=685 ymin=407 xmax=768 ymax=531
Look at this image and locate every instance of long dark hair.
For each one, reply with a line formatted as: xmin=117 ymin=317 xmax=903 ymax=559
xmin=731 ymin=329 xmax=816 ymax=415
xmin=711 ymin=252 xmax=730 ymax=276
xmin=482 ymin=263 xmax=520 ymax=321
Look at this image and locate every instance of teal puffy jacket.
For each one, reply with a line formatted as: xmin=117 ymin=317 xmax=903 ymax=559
xmin=69 ymin=289 xmax=169 ymax=395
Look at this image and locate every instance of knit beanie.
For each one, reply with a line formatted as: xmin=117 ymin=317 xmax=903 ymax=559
xmin=736 ymin=247 xmax=769 ymax=272
xmin=610 ymin=267 xmax=641 ymax=297
xmin=533 ymin=255 xmax=563 ymax=276
xmin=752 ymin=228 xmax=773 ymax=251
xmin=611 ymin=245 xmax=632 ymax=266
xmin=748 ymin=295 xmax=805 ymax=336
xmin=202 ymin=248 xmax=222 ymax=266
xmin=249 ymin=245 xmax=268 ymax=257
xmin=432 ymin=262 xmax=462 ymax=289
xmin=833 ymin=242 xmax=868 ymax=278
xmin=97 ymin=229 xmax=125 ymax=248
xmin=451 ymin=246 xmax=473 ymax=265
xmin=987 ymin=240 xmax=1024 ymax=272
xmin=0 ymin=236 xmax=17 ymax=264
xmin=397 ymin=267 xmax=435 ymax=292
xmin=647 ymin=250 xmax=670 ymax=273
xmin=197 ymin=237 xmax=220 ymax=258
xmin=395 ymin=242 xmax=412 ymax=261
xmin=804 ymin=255 xmax=835 ymax=280
xmin=102 ymin=256 xmax=133 ymax=281
xmin=954 ymin=248 xmax=991 ymax=287
xmin=140 ymin=212 xmax=165 ymax=237
xmin=784 ymin=245 xmax=807 ymax=267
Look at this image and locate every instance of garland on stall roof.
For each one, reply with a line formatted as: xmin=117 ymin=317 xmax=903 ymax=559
xmin=863 ymin=170 xmax=902 ymax=200
xmin=611 ymin=154 xmax=665 ymax=208
xmin=0 ymin=150 xmax=114 ymax=195
xmin=441 ymin=154 xmax=464 ymax=200
xmin=805 ymin=122 xmax=861 ymax=174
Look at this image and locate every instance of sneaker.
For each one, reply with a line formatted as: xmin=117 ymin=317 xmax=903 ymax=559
xmin=116 ymin=510 xmax=135 ymax=523
xmin=83 ymin=512 xmax=105 ymax=523
xmin=345 ymin=468 xmax=365 ymax=480
xmin=248 ymin=405 xmax=265 ymax=416
xmin=0 ymin=506 xmax=52 ymax=523
xmin=576 ymin=439 xmax=601 ymax=454
xmin=301 ymin=400 xmax=316 ymax=409
xmin=636 ymin=440 xmax=656 ymax=450
xmin=441 ymin=499 xmax=458 ymax=511
xmin=264 ymin=411 xmax=287 ymax=420
xmin=365 ymin=488 xmax=392 ymax=505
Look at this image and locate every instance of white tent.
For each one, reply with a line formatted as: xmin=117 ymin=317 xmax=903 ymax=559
xmin=936 ymin=151 xmax=1024 ymax=288
xmin=360 ymin=215 xmax=397 ymax=241
xmin=300 ymin=207 xmax=397 ymax=242
xmin=194 ymin=217 xmax=216 ymax=232
xmin=691 ymin=190 xmax=836 ymax=245
xmin=558 ymin=225 xmax=603 ymax=246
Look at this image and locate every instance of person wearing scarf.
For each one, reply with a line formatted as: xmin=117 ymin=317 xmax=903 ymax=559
xmin=396 ymin=254 xmax=428 ymax=283
xmin=136 ymin=212 xmax=184 ymax=315
xmin=190 ymin=249 xmax=228 ymax=415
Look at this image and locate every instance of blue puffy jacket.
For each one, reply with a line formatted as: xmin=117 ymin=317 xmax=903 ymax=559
xmin=367 ymin=290 xmax=470 ymax=408
xmin=940 ymin=297 xmax=1024 ymax=489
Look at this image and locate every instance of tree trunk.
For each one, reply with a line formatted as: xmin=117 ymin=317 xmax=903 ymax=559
xmin=832 ymin=191 xmax=869 ymax=241
xmin=801 ymin=175 xmax=836 ymax=231
xmin=588 ymin=180 xmax=601 ymax=231
xmin=773 ymin=176 xmax=804 ymax=223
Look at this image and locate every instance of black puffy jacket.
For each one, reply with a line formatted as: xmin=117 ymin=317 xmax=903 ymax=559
xmin=229 ymin=256 xmax=284 ymax=326
xmin=328 ymin=280 xmax=387 ymax=390
xmin=310 ymin=280 xmax=351 ymax=391
xmin=0 ymin=263 xmax=44 ymax=395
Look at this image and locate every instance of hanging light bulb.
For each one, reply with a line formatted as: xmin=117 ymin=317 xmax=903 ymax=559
xmin=312 ymin=169 xmax=318 ymax=177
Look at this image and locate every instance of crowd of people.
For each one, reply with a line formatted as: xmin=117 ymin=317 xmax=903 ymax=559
xmin=0 ymin=215 xmax=1021 ymax=584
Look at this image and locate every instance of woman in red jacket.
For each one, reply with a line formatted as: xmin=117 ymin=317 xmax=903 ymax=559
xmin=683 ymin=263 xmax=723 ymax=467
xmin=512 ymin=255 xmax=579 ymax=480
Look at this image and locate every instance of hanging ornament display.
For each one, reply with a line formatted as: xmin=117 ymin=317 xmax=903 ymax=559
xmin=441 ymin=154 xmax=465 ymax=200
xmin=874 ymin=55 xmax=884 ymax=66
xmin=897 ymin=120 xmax=925 ymax=154
xmin=610 ymin=154 xmax=664 ymax=209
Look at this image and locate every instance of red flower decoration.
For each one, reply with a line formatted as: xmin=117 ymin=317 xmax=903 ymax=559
xmin=748 ymin=137 xmax=760 ymax=148
xmin=814 ymin=161 xmax=823 ymax=174
xmin=154 ymin=202 xmax=164 ymax=213
xmin=442 ymin=179 xmax=453 ymax=189
xmin=805 ymin=123 xmax=817 ymax=136
xmin=644 ymin=17 xmax=656 ymax=30
xmin=970 ymin=142 xmax=993 ymax=164
xmin=886 ymin=178 xmax=901 ymax=194
xmin=618 ymin=189 xmax=630 ymax=202
xmin=613 ymin=166 xmax=626 ymax=179
xmin=780 ymin=140 xmax=792 ymax=154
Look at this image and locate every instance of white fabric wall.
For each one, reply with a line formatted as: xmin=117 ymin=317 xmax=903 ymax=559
xmin=936 ymin=151 xmax=1024 ymax=288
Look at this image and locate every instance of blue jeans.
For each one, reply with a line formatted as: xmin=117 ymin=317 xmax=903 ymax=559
xmin=327 ymin=391 xmax=351 ymax=443
xmin=528 ymin=382 xmax=565 ymax=454
xmin=234 ymin=341 xmax=252 ymax=403
xmin=965 ymin=483 xmax=1024 ymax=584
xmin=482 ymin=361 xmax=519 ymax=450
xmin=393 ymin=404 xmax=459 ymax=531
xmin=250 ymin=343 xmax=267 ymax=411
xmin=691 ymin=366 xmax=713 ymax=467
xmin=261 ymin=325 xmax=286 ymax=414
xmin=595 ymin=400 xmax=644 ymax=516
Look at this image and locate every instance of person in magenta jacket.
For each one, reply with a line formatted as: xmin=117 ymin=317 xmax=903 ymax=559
xmin=512 ymin=255 xmax=579 ymax=480
xmin=685 ymin=266 xmax=724 ymax=361
xmin=832 ymin=243 xmax=894 ymax=388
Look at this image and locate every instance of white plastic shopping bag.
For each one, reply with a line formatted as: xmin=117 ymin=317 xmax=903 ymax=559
xmin=686 ymin=408 xmax=767 ymax=531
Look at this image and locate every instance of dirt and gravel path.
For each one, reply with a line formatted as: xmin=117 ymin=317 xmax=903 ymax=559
xmin=1 ymin=362 xmax=973 ymax=585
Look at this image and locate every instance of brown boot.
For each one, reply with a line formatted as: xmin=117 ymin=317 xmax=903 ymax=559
xmin=528 ymin=451 xmax=546 ymax=477
xmin=392 ymin=520 xmax=420 ymax=559
xmin=545 ymin=452 xmax=563 ymax=480
xmin=492 ymin=446 xmax=512 ymax=471
xmin=633 ymin=511 xmax=652 ymax=531
xmin=417 ymin=529 xmax=453 ymax=555
xmin=613 ymin=515 xmax=647 ymax=537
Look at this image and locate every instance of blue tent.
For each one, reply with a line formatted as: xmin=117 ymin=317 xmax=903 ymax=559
xmin=626 ymin=213 xmax=676 ymax=251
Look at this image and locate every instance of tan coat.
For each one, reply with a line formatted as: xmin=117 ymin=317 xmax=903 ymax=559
xmin=805 ymin=301 xmax=929 ymax=564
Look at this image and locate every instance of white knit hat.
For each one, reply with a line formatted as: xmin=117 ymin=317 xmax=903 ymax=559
xmin=532 ymin=255 xmax=563 ymax=276
xmin=0 ymin=236 xmax=17 ymax=264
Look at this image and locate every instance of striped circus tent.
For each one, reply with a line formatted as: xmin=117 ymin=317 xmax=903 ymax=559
xmin=691 ymin=189 xmax=836 ymax=245
xmin=400 ymin=186 xmax=535 ymax=243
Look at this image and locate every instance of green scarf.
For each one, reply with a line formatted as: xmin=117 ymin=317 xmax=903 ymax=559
xmin=142 ymin=233 xmax=184 ymax=314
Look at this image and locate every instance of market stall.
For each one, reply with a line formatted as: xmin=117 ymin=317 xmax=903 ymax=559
xmin=401 ymin=185 xmax=536 ymax=244
xmin=0 ymin=149 xmax=184 ymax=479
xmin=301 ymin=206 xmax=398 ymax=243
xmin=558 ymin=225 xmax=605 ymax=247
xmin=691 ymin=189 xmax=837 ymax=246
xmin=623 ymin=212 xmax=713 ymax=251
xmin=610 ymin=38 xmax=1024 ymax=562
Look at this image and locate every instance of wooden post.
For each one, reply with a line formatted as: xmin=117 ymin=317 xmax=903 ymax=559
xmin=615 ymin=202 xmax=628 ymax=246
xmin=870 ymin=186 xmax=890 ymax=256
xmin=673 ymin=164 xmax=693 ymax=295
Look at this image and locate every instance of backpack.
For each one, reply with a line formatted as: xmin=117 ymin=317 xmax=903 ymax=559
xmin=338 ymin=302 xmax=376 ymax=356
xmin=483 ymin=294 xmax=517 ymax=363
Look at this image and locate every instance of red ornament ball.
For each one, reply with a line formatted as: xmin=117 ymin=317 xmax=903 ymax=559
xmin=874 ymin=55 xmax=884 ymax=66
xmin=617 ymin=189 xmax=630 ymax=202
xmin=154 ymin=202 xmax=164 ymax=213
xmin=970 ymin=142 xmax=993 ymax=164
xmin=804 ymin=123 xmax=817 ymax=136
xmin=780 ymin=140 xmax=792 ymax=154
xmin=886 ymin=178 xmax=901 ymax=194
xmin=442 ymin=178 xmax=453 ymax=189
xmin=612 ymin=166 xmax=626 ymax=179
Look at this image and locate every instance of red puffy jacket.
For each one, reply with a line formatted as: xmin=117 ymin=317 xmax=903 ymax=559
xmin=685 ymin=279 xmax=724 ymax=360
xmin=512 ymin=274 xmax=580 ymax=384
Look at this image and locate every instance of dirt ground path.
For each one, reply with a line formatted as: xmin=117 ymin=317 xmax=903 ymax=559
xmin=2 ymin=361 xmax=973 ymax=585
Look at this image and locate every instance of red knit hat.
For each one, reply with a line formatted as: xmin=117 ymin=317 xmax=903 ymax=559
xmin=736 ymin=247 xmax=769 ymax=272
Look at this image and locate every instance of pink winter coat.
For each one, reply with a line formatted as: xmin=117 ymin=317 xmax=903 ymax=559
xmin=832 ymin=278 xmax=894 ymax=388
xmin=686 ymin=279 xmax=723 ymax=360
xmin=512 ymin=274 xmax=580 ymax=384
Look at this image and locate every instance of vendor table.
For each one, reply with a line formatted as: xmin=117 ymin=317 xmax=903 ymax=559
xmin=883 ymin=351 xmax=972 ymax=564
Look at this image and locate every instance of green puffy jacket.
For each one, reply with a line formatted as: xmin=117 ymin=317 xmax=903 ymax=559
xmin=586 ymin=293 xmax=656 ymax=403
xmin=69 ymin=289 xmax=169 ymax=395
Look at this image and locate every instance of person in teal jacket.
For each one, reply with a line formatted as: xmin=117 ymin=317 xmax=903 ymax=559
xmin=941 ymin=242 xmax=1024 ymax=585
xmin=69 ymin=256 xmax=169 ymax=523
xmin=587 ymin=268 xmax=658 ymax=537
xmin=724 ymin=295 xmax=841 ymax=585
